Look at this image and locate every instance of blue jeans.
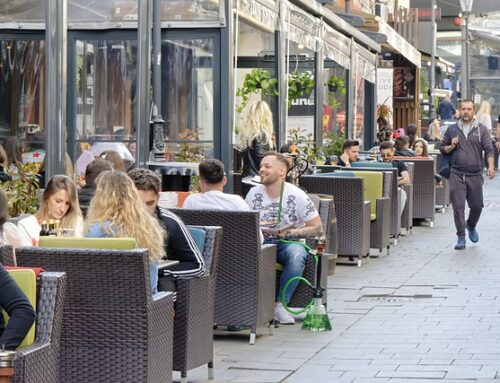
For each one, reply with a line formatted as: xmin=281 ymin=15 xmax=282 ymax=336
xmin=266 ymin=239 xmax=308 ymax=304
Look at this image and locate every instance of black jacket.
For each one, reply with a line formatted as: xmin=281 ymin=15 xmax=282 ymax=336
xmin=78 ymin=185 xmax=96 ymax=211
xmin=155 ymin=207 xmax=205 ymax=278
xmin=395 ymin=148 xmax=416 ymax=157
xmin=0 ymin=265 xmax=36 ymax=350
xmin=0 ymin=166 xmax=11 ymax=183
xmin=241 ymin=138 xmax=271 ymax=177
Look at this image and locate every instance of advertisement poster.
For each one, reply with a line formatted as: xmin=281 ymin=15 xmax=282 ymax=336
xmin=393 ymin=67 xmax=415 ymax=99
xmin=377 ymin=68 xmax=393 ymax=124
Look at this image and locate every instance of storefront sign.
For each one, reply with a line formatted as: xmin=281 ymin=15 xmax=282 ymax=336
xmin=377 ymin=68 xmax=393 ymax=124
xmin=417 ymin=8 xmax=441 ymax=21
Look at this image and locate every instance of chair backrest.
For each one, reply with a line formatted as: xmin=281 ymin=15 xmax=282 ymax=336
xmin=3 ymin=269 xmax=37 ymax=348
xmin=0 ymin=244 xmax=15 ymax=266
xmin=316 ymin=171 xmax=355 ymax=177
xmin=350 ymin=171 xmax=384 ymax=219
xmin=352 ymin=161 xmax=393 ymax=168
xmin=300 ymin=175 xmax=365 ymax=206
xmin=39 ymin=237 xmax=137 ymax=249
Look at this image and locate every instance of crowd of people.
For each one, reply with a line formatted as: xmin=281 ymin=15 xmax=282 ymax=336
xmin=1 ymin=97 xmax=500 ymax=348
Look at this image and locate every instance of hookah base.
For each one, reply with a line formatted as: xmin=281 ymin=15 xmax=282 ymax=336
xmin=301 ymin=299 xmax=332 ymax=332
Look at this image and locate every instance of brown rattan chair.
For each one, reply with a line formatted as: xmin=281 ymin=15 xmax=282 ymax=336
xmin=171 ymin=209 xmax=276 ymax=345
xmin=15 ymin=247 xmax=174 ymax=383
xmin=0 ymin=244 xmax=15 ymax=266
xmin=10 ymin=271 xmax=67 ymax=383
xmin=173 ymin=225 xmax=222 ymax=383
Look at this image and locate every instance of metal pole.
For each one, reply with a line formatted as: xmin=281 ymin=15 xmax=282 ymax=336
xmin=152 ymin=0 xmax=162 ymax=112
xmin=460 ymin=15 xmax=468 ymax=100
xmin=136 ymin=0 xmax=152 ymax=165
xmin=278 ymin=0 xmax=288 ymax=148
xmin=45 ymin=0 xmax=67 ymax=182
xmin=465 ymin=11 xmax=470 ymax=100
xmin=429 ymin=0 xmax=436 ymax=119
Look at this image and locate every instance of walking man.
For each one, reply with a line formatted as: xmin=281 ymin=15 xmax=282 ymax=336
xmin=440 ymin=99 xmax=495 ymax=250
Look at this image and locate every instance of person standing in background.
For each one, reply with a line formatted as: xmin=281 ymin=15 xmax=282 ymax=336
xmin=437 ymin=96 xmax=459 ymax=121
xmin=238 ymin=100 xmax=275 ymax=197
xmin=439 ymin=100 xmax=495 ymax=250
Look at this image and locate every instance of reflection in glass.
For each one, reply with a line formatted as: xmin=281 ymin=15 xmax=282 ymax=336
xmin=323 ymin=66 xmax=347 ymax=141
xmin=353 ymin=60 xmax=365 ymax=147
xmin=161 ymin=38 xmax=214 ymax=161
xmin=75 ymin=39 xmax=137 ymax=140
xmin=0 ymin=40 xmax=46 ymax=158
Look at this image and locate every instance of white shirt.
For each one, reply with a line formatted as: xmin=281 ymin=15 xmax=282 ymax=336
xmin=17 ymin=215 xmax=85 ymax=247
xmin=182 ymin=190 xmax=249 ymax=211
xmin=245 ymin=182 xmax=319 ymax=228
xmin=90 ymin=143 xmax=134 ymax=161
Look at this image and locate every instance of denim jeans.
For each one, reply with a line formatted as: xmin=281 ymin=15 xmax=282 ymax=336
xmin=266 ymin=239 xmax=308 ymax=304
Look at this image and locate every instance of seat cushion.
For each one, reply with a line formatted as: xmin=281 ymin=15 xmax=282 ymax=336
xmin=352 ymin=161 xmax=392 ymax=168
xmin=316 ymin=171 xmax=355 ymax=177
xmin=352 ymin=171 xmax=384 ymax=219
xmin=39 ymin=237 xmax=137 ymax=249
xmin=187 ymin=227 xmax=206 ymax=254
xmin=3 ymin=269 xmax=37 ymax=349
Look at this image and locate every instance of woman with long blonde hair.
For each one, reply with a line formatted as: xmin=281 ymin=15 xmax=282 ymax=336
xmin=237 ymin=100 xmax=275 ymax=195
xmin=85 ymin=170 xmax=166 ymax=294
xmin=476 ymin=100 xmax=492 ymax=132
xmin=424 ymin=118 xmax=442 ymax=142
xmin=18 ymin=175 xmax=83 ymax=246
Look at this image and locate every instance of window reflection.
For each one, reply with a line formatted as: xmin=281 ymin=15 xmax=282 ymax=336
xmin=0 ymin=40 xmax=46 ymax=162
xmin=161 ymin=37 xmax=214 ymax=161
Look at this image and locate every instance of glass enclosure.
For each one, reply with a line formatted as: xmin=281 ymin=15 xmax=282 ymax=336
xmin=323 ymin=65 xmax=348 ymax=141
xmin=73 ymin=38 xmax=137 ymax=167
xmin=161 ymin=36 xmax=215 ymax=162
xmin=0 ymin=38 xmax=46 ymax=162
xmin=352 ymin=52 xmax=366 ymax=145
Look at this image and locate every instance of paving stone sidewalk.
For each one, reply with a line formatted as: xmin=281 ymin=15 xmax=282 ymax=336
xmin=183 ymin=175 xmax=500 ymax=383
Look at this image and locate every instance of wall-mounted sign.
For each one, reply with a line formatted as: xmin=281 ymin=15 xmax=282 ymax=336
xmin=416 ymin=8 xmax=441 ymax=21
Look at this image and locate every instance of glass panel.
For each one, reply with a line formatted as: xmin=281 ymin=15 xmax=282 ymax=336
xmin=0 ymin=0 xmax=221 ymax=25
xmin=74 ymin=39 xmax=137 ymax=169
xmin=0 ymin=39 xmax=46 ymax=163
xmin=353 ymin=54 xmax=365 ymax=147
xmin=161 ymin=37 xmax=214 ymax=162
xmin=287 ymin=41 xmax=315 ymax=153
xmin=323 ymin=66 xmax=347 ymax=140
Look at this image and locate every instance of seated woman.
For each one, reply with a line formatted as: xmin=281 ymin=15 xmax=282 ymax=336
xmin=84 ymin=170 xmax=166 ymax=294
xmin=413 ymin=138 xmax=442 ymax=185
xmin=18 ymin=175 xmax=84 ymax=246
xmin=0 ymin=264 xmax=36 ymax=350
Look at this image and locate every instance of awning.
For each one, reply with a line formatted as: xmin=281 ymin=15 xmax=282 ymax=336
xmin=361 ymin=16 xmax=421 ymax=68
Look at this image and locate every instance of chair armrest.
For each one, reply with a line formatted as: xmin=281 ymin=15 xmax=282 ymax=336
xmin=261 ymin=244 xmax=277 ymax=256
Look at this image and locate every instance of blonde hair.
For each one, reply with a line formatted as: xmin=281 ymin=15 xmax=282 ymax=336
xmin=37 ymin=175 xmax=82 ymax=229
xmin=427 ymin=119 xmax=441 ymax=141
xmin=237 ymin=100 xmax=274 ymax=149
xmin=85 ymin=170 xmax=165 ymax=261
xmin=476 ymin=100 xmax=491 ymax=120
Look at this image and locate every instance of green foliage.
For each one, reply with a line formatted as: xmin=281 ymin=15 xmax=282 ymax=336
xmin=236 ymin=69 xmax=279 ymax=113
xmin=322 ymin=131 xmax=346 ymax=157
xmin=3 ymin=162 xmax=41 ymax=217
xmin=287 ymin=128 xmax=324 ymax=164
xmin=288 ymin=71 xmax=315 ymax=108
xmin=325 ymin=75 xmax=346 ymax=110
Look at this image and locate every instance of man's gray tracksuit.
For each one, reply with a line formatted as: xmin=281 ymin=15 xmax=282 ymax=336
xmin=440 ymin=120 xmax=494 ymax=238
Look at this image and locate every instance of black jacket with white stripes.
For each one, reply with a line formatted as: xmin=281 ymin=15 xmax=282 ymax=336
xmin=155 ymin=207 xmax=205 ymax=278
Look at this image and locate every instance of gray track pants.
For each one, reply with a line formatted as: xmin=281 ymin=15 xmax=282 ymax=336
xmin=448 ymin=171 xmax=484 ymax=238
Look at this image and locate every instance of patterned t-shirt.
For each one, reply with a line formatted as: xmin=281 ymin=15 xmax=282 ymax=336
xmin=245 ymin=183 xmax=318 ymax=228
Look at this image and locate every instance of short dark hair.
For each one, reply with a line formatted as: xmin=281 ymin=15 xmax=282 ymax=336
xmin=199 ymin=159 xmax=225 ymax=184
xmin=0 ymin=188 xmax=8 ymax=229
xmin=379 ymin=141 xmax=394 ymax=151
xmin=406 ymin=124 xmax=417 ymax=135
xmin=394 ymin=136 xmax=409 ymax=149
xmin=85 ymin=158 xmax=113 ymax=186
xmin=343 ymin=140 xmax=359 ymax=151
xmin=461 ymin=99 xmax=474 ymax=108
xmin=262 ymin=151 xmax=290 ymax=171
xmin=280 ymin=143 xmax=293 ymax=153
xmin=127 ymin=167 xmax=161 ymax=194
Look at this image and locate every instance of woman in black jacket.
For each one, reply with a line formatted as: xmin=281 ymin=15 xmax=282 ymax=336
xmin=237 ymin=100 xmax=275 ymax=196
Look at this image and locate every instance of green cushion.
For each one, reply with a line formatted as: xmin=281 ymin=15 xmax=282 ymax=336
xmin=39 ymin=237 xmax=137 ymax=250
xmin=352 ymin=171 xmax=384 ymax=220
xmin=352 ymin=161 xmax=393 ymax=169
xmin=4 ymin=269 xmax=36 ymax=349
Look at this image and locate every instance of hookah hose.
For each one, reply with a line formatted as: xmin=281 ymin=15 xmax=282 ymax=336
xmin=278 ymin=239 xmax=317 ymax=315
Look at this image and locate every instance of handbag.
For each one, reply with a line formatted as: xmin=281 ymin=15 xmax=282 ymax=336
xmin=439 ymin=125 xmax=458 ymax=179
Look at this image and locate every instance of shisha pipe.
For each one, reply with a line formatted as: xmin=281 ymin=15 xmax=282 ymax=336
xmin=285 ymin=154 xmax=309 ymax=186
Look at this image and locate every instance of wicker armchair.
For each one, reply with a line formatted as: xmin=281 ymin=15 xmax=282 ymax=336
xmin=300 ymin=175 xmax=370 ymax=267
xmin=173 ymin=226 xmax=222 ymax=383
xmin=431 ymin=153 xmax=450 ymax=211
xmin=171 ymin=209 xmax=276 ymax=345
xmin=394 ymin=157 xmax=435 ymax=226
xmin=15 ymin=247 xmax=174 ymax=383
xmin=0 ymin=244 xmax=15 ymax=266
xmin=10 ymin=272 xmax=66 ymax=383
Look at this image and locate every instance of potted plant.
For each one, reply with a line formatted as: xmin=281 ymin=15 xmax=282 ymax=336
xmin=236 ymin=68 xmax=279 ymax=113
xmin=4 ymin=162 xmax=41 ymax=217
xmin=287 ymin=71 xmax=315 ymax=108
xmin=325 ymin=75 xmax=346 ymax=110
xmin=287 ymin=128 xmax=324 ymax=164
xmin=322 ymin=131 xmax=345 ymax=158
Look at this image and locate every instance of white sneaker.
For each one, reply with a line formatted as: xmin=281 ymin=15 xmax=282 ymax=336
xmin=274 ymin=303 xmax=295 ymax=325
